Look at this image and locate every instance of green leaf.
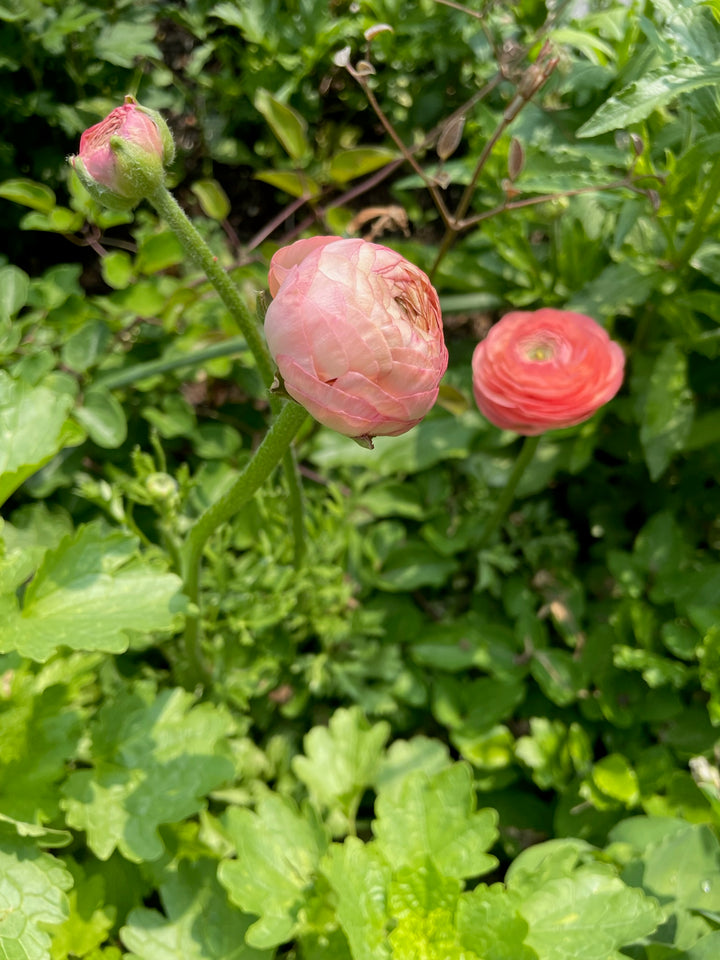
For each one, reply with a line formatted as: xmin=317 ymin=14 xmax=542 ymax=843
xmin=373 ymin=764 xmax=498 ymax=879
xmin=20 ymin=206 xmax=85 ymax=233
xmin=61 ymin=321 xmax=112 ymax=373
xmin=640 ymin=341 xmax=694 ymax=481
xmin=0 ymin=371 xmax=80 ymax=507
xmin=190 ymin=178 xmax=232 ymax=221
xmin=519 ymin=865 xmax=662 ymax=960
xmin=61 ymin=685 xmax=235 ymax=862
xmin=121 ymin=859 xmax=271 ymax=960
xmin=584 ymin=754 xmax=640 ymax=808
xmin=0 ymin=658 xmax=91 ymax=823
xmin=530 ymin=648 xmax=585 ymax=707
xmin=0 ymin=522 xmax=186 ymax=661
xmin=100 ymin=251 xmax=134 ymax=289
xmin=255 ymin=169 xmax=321 ymax=198
xmin=0 ymin=832 xmax=72 ymax=960
xmin=0 ymin=264 xmax=29 ymax=319
xmin=322 ymin=838 xmax=392 ymax=960
xmin=638 ymin=824 xmax=720 ymax=913
xmin=0 ymin=177 xmax=56 ymax=212
xmin=387 ymin=864 xmax=469 ymax=960
xmin=94 ymin=22 xmax=161 ymax=67
xmin=293 ymin=706 xmax=391 ymax=833
xmin=578 ymin=62 xmax=720 ymax=137
xmin=254 ymin=89 xmax=309 ymax=162
xmin=327 ymin=147 xmax=397 ymax=184
xmin=50 ymin=859 xmax=116 ymax=960
xmin=135 ymin=232 xmax=184 ymax=275
xmin=218 ymin=793 xmax=329 ymax=949
xmin=457 ymin=884 xmax=537 ymax=960
xmin=74 ymin=387 xmax=128 ymax=448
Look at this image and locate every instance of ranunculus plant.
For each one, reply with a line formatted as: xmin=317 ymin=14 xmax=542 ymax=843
xmin=471 ymin=308 xmax=625 ymax=435
xmin=265 ymin=236 xmax=448 ymax=443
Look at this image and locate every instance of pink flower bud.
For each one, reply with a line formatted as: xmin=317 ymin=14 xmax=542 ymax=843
xmin=472 ymin=308 xmax=625 ymax=435
xmin=265 ymin=237 xmax=448 ymax=441
xmin=70 ymin=96 xmax=174 ymax=208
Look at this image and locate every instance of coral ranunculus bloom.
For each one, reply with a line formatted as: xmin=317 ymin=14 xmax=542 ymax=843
xmin=265 ymin=237 xmax=448 ymax=441
xmin=472 ymin=308 xmax=625 ymax=435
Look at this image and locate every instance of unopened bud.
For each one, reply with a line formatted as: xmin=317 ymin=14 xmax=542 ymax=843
xmin=70 ymin=95 xmax=174 ymax=209
xmin=437 ymin=114 xmax=465 ymax=161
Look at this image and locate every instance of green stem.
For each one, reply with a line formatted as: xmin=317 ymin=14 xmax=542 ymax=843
xmin=95 ymin=336 xmax=249 ymax=390
xmin=478 ymin=435 xmax=540 ymax=549
xmin=148 ymin=185 xmax=275 ymax=389
xmin=179 ymin=402 xmax=309 ymax=682
xmin=282 ymin=447 xmax=306 ymax=566
xmin=148 ymin=185 xmax=307 ymax=569
xmin=675 ymin=156 xmax=720 ymax=267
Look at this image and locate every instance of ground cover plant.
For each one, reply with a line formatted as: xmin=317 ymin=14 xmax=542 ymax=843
xmin=2 ymin=0 xmax=720 ymax=957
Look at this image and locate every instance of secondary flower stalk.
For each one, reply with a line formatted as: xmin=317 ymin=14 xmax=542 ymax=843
xmin=265 ymin=236 xmax=448 ymax=444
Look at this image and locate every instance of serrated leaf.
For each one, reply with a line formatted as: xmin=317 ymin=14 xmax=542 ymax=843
xmin=519 ymin=865 xmax=663 ymax=960
xmin=322 ymin=838 xmax=392 ymax=960
xmin=640 ymin=341 xmax=694 ymax=481
xmin=578 ymin=62 xmax=720 ymax=137
xmin=0 ymin=371 xmax=79 ymax=507
xmin=254 ymin=89 xmax=309 ymax=162
xmin=327 ymin=146 xmax=397 ymax=184
xmin=61 ymin=685 xmax=235 ymax=861
xmin=121 ymin=859 xmax=271 ymax=960
xmin=218 ymin=794 xmax=329 ymax=949
xmin=75 ymin=387 xmax=128 ymax=448
xmin=0 ymin=833 xmax=72 ymax=960
xmin=0 ymin=177 xmax=56 ymax=212
xmin=457 ymin=884 xmax=537 ymax=960
xmin=94 ymin=22 xmax=161 ymax=67
xmin=293 ymin=706 xmax=390 ymax=833
xmin=373 ymin=764 xmax=498 ymax=879
xmin=0 ymin=522 xmax=186 ymax=661
xmin=50 ymin=860 xmax=116 ymax=960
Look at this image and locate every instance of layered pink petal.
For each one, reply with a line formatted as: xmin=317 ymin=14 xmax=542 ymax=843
xmin=265 ymin=237 xmax=448 ymax=440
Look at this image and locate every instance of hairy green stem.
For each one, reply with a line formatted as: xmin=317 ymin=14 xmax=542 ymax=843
xmin=180 ymin=402 xmax=309 ymax=682
xmin=478 ymin=435 xmax=540 ymax=549
xmin=148 ymin=185 xmax=275 ymax=389
xmin=95 ymin=336 xmax=249 ymax=390
xmin=148 ymin=185 xmax=307 ymax=572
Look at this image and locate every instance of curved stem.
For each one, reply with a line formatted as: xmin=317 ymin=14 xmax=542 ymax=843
xmin=148 ymin=185 xmax=275 ymax=389
xmin=180 ymin=402 xmax=309 ymax=682
xmin=478 ymin=435 xmax=540 ymax=549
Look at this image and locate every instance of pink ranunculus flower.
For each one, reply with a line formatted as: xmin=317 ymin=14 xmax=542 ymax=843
xmin=70 ymin=95 xmax=174 ymax=208
xmin=472 ymin=308 xmax=625 ymax=435
xmin=265 ymin=237 xmax=448 ymax=441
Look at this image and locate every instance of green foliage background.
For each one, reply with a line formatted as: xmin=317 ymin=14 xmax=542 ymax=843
xmin=2 ymin=0 xmax=720 ymax=958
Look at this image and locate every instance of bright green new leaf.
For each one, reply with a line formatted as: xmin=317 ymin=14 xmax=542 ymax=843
xmin=578 ymin=62 xmax=720 ymax=137
xmin=122 ymin=859 xmax=271 ymax=960
xmin=584 ymin=754 xmax=640 ymax=808
xmin=218 ymin=793 xmax=329 ymax=949
xmin=254 ymin=89 xmax=309 ymax=162
xmin=255 ymin=170 xmax=321 ymax=198
xmin=0 ymin=371 xmax=80 ymax=507
xmin=0 ymin=523 xmax=185 ymax=661
xmin=50 ymin=860 xmax=116 ymax=960
xmin=640 ymin=341 xmax=694 ymax=481
xmin=61 ymin=685 xmax=235 ymax=862
xmin=0 ymin=177 xmax=56 ymax=212
xmin=293 ymin=706 xmax=390 ymax=833
xmin=322 ymin=838 xmax=392 ymax=960
xmin=457 ymin=884 xmax=537 ymax=960
xmin=0 ymin=832 xmax=72 ymax=960
xmin=135 ymin=232 xmax=184 ymax=275
xmin=373 ymin=764 xmax=498 ymax=879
